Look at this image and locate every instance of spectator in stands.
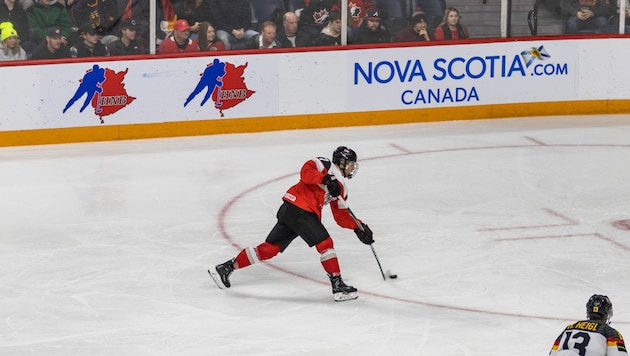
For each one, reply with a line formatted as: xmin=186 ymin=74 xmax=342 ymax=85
xmin=119 ymin=0 xmax=175 ymax=48
xmin=347 ymin=0 xmax=374 ymax=28
xmin=597 ymin=0 xmax=630 ymax=33
xmin=561 ymin=0 xmax=616 ymax=33
xmin=27 ymin=0 xmax=73 ymax=45
xmin=30 ymin=25 xmax=71 ymax=58
xmin=107 ymin=18 xmax=146 ymax=55
xmin=416 ymin=0 xmax=446 ymax=30
xmin=67 ymin=0 xmax=119 ymax=43
xmin=311 ymin=9 xmax=341 ymax=46
xmin=0 ymin=21 xmax=27 ymax=60
xmin=351 ymin=8 xmax=390 ymax=44
xmin=345 ymin=0 xmax=373 ymax=42
xmin=433 ymin=6 xmax=469 ymax=40
xmin=197 ymin=21 xmax=225 ymax=51
xmin=276 ymin=11 xmax=309 ymax=47
xmin=70 ymin=22 xmax=109 ymax=57
xmin=0 ymin=0 xmax=34 ymax=52
xmin=157 ymin=18 xmax=198 ymax=54
xmin=214 ymin=0 xmax=258 ymax=50
xmin=246 ymin=20 xmax=280 ymax=49
xmin=298 ymin=0 xmax=340 ymax=43
xmin=174 ymin=0 xmax=215 ymax=36
xmin=394 ymin=12 xmax=431 ymax=42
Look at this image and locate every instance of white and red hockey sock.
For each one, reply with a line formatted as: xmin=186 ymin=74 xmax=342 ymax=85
xmin=234 ymin=242 xmax=280 ymax=269
xmin=316 ymin=237 xmax=340 ymax=275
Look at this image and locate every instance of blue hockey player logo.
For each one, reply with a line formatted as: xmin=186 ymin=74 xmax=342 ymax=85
xmin=63 ymin=64 xmax=107 ymax=114
xmin=184 ymin=58 xmax=227 ymax=107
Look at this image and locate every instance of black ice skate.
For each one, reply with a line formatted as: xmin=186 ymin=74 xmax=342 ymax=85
xmin=208 ymin=259 xmax=235 ymax=289
xmin=328 ymin=273 xmax=358 ymax=302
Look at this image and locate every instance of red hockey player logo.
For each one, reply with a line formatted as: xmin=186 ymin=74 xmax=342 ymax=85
xmin=63 ymin=64 xmax=136 ymax=124
xmin=184 ymin=58 xmax=255 ymax=117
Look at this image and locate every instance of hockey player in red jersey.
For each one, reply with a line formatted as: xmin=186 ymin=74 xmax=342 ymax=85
xmin=209 ymin=146 xmax=374 ymax=301
xmin=549 ymin=294 xmax=627 ymax=356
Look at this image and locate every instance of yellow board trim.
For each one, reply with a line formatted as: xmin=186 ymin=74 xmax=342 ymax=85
xmin=1 ymin=100 xmax=629 ymax=147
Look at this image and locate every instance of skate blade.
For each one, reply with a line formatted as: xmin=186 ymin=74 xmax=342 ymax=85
xmin=334 ymin=291 xmax=358 ymax=302
xmin=208 ymin=269 xmax=227 ymax=289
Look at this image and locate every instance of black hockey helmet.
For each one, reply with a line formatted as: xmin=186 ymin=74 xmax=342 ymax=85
xmin=586 ymin=294 xmax=613 ymax=324
xmin=332 ymin=146 xmax=358 ymax=179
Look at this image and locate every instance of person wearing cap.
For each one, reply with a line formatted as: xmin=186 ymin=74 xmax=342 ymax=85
xmin=213 ymin=0 xmax=258 ymax=50
xmin=0 ymin=21 xmax=26 ymax=60
xmin=69 ymin=22 xmax=109 ymax=57
xmin=351 ymin=8 xmax=390 ymax=44
xmin=393 ymin=12 xmax=432 ymax=42
xmin=157 ymin=18 xmax=199 ymax=54
xmin=30 ymin=25 xmax=70 ymax=59
xmin=26 ymin=0 xmax=72 ymax=44
xmin=107 ymin=18 xmax=147 ymax=56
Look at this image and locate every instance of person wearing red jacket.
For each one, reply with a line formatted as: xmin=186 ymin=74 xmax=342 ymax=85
xmin=209 ymin=146 xmax=374 ymax=302
xmin=157 ymin=19 xmax=198 ymax=54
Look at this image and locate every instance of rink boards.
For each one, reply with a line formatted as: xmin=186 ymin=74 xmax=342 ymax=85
xmin=0 ymin=37 xmax=628 ymax=146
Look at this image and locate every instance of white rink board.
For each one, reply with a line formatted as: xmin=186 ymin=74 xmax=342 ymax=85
xmin=0 ymin=38 xmax=629 ymax=131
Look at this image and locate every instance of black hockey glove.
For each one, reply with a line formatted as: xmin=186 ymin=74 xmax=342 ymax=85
xmin=354 ymin=223 xmax=374 ymax=245
xmin=322 ymin=174 xmax=341 ymax=197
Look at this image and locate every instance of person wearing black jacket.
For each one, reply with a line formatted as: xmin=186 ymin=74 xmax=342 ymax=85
xmin=311 ymin=10 xmax=341 ymax=46
xmin=298 ymin=0 xmax=339 ymax=43
xmin=561 ymin=0 xmax=616 ymax=33
xmin=173 ymin=0 xmax=215 ymax=34
xmin=70 ymin=22 xmax=109 ymax=57
xmin=0 ymin=0 xmax=34 ymax=52
xmin=351 ymin=8 xmax=390 ymax=44
xmin=213 ymin=0 xmax=258 ymax=50
xmin=30 ymin=25 xmax=71 ymax=59
xmin=276 ymin=11 xmax=310 ymax=47
xmin=107 ymin=18 xmax=147 ymax=55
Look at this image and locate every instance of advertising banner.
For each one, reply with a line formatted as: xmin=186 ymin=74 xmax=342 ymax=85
xmin=349 ymin=41 xmax=577 ymax=111
xmin=0 ymin=38 xmax=629 ymax=134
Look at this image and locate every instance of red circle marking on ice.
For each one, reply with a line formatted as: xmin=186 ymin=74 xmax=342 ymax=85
xmin=612 ymin=219 xmax=630 ymax=231
xmin=217 ymin=142 xmax=630 ymax=324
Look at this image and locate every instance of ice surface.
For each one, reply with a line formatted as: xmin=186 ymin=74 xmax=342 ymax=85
xmin=1 ymin=115 xmax=630 ymax=355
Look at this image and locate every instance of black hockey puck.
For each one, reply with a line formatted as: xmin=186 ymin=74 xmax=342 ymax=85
xmin=389 ymin=274 xmax=398 ymax=279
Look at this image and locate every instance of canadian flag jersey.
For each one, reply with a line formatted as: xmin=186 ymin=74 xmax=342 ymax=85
xmin=301 ymin=0 xmax=340 ymax=27
xmin=283 ymin=157 xmax=357 ymax=229
xmin=347 ymin=0 xmax=376 ymax=27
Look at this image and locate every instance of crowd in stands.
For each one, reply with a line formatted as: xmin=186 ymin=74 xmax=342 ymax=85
xmin=0 ymin=0 xmax=627 ymax=62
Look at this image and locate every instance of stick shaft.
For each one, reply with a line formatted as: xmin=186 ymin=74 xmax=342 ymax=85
xmin=369 ymin=245 xmax=387 ymax=280
xmin=342 ymin=199 xmax=387 ymax=281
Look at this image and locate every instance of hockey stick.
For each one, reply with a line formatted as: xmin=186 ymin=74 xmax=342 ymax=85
xmin=338 ymin=197 xmax=389 ymax=281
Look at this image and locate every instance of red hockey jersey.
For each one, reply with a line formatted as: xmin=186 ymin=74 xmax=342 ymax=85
xmin=283 ymin=157 xmax=358 ymax=229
